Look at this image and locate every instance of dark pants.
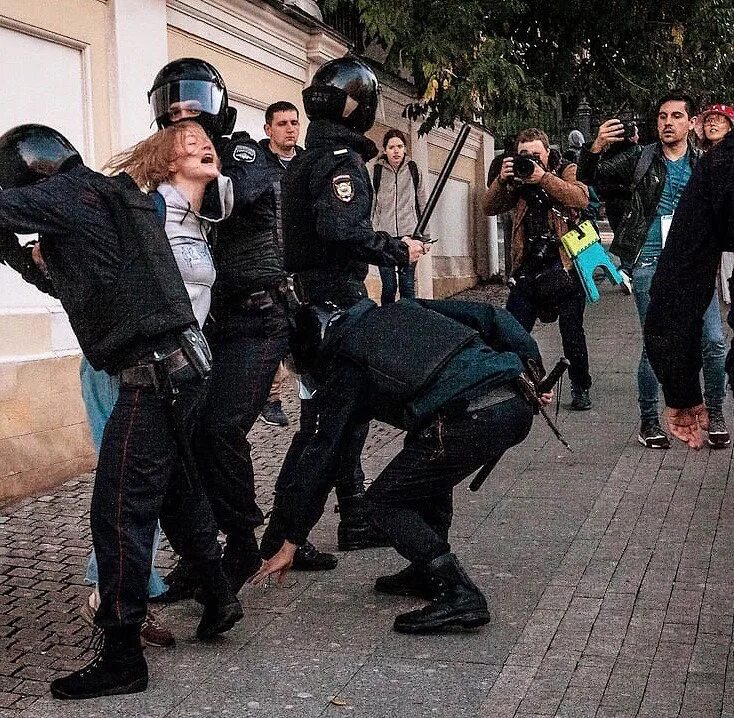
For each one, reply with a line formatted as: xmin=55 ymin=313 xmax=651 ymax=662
xmin=506 ymin=276 xmax=591 ymax=390
xmin=260 ymin=397 xmax=368 ymax=556
xmin=195 ymin=301 xmax=290 ymax=542
xmin=92 ymin=380 xmax=222 ymax=628
xmin=379 ymin=263 xmax=416 ymax=304
xmin=366 ymin=395 xmax=534 ymax=567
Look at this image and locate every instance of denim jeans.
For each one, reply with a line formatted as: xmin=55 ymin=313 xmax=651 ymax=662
xmin=632 ymin=259 xmax=726 ymax=423
xmin=379 ymin=263 xmax=416 ymax=304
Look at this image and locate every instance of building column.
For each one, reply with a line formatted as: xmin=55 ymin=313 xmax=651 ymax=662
xmin=108 ymin=0 xmax=168 ymax=153
xmin=480 ymin=130 xmax=499 ymax=277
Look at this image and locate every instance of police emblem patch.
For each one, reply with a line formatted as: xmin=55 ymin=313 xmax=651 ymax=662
xmin=232 ymin=144 xmax=256 ymax=163
xmin=332 ymin=174 xmax=355 ymax=203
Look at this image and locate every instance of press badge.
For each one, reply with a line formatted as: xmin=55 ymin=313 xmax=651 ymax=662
xmin=661 ymin=214 xmax=673 ymax=247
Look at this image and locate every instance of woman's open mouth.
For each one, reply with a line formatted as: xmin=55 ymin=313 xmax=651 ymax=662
xmin=201 ymin=154 xmax=215 ymax=164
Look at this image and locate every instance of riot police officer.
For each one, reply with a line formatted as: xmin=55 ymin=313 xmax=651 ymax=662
xmin=148 ymin=59 xmax=336 ymax=587
xmin=0 ymin=125 xmax=242 ymax=699
xmin=260 ymin=56 xmax=426 ymax=557
xmin=252 ymin=297 xmax=545 ymax=633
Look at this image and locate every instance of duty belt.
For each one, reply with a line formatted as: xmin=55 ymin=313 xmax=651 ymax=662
xmin=119 ymin=348 xmax=190 ymax=388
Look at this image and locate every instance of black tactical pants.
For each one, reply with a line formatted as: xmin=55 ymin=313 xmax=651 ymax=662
xmin=92 ymin=379 xmax=222 ymax=628
xmin=366 ymin=395 xmax=534 ymax=566
xmin=195 ymin=301 xmax=290 ymax=543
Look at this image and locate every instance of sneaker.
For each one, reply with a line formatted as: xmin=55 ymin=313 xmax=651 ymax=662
xmin=638 ymin=421 xmax=670 ymax=449
xmin=619 ymin=268 xmax=633 ymax=295
xmin=80 ymin=589 xmax=100 ymax=626
xmin=260 ymin=400 xmax=289 ymax=427
xmin=707 ymin=411 xmax=731 ymax=449
xmin=151 ymin=560 xmax=199 ymax=604
xmin=570 ymin=387 xmax=592 ymax=411
xmin=140 ymin=608 xmax=175 ymax=648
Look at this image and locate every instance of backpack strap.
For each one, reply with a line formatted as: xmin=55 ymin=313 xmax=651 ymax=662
xmin=150 ymin=190 xmax=167 ymax=224
xmin=372 ymin=162 xmax=383 ymax=193
xmin=632 ymin=144 xmax=658 ymax=189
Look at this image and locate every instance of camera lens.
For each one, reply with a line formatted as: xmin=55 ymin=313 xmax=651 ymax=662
xmin=513 ymin=156 xmax=536 ymax=180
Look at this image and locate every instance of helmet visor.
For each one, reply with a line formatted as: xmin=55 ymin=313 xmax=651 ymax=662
xmin=150 ymin=80 xmax=225 ymax=124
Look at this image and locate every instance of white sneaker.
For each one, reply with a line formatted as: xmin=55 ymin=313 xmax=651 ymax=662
xmin=80 ymin=588 xmax=100 ymax=625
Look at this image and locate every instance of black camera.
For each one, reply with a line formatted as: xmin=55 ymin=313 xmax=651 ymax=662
xmin=622 ymin=121 xmax=637 ymax=140
xmin=512 ymin=155 xmax=538 ymax=181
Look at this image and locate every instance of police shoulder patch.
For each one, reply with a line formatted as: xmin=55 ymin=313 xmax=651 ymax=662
xmin=232 ymin=144 xmax=256 ymax=163
xmin=332 ymin=174 xmax=355 ymax=203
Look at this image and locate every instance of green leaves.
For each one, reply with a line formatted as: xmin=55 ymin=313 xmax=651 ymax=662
xmin=319 ymin=0 xmax=734 ymax=133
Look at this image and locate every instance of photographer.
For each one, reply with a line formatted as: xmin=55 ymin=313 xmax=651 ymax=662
xmin=483 ymin=128 xmax=593 ymax=410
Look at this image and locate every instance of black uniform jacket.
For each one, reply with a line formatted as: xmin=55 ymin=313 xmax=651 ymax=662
xmin=282 ymin=119 xmax=409 ymax=307
xmin=0 ymin=166 xmax=195 ymax=371
xmin=212 ymin=131 xmax=286 ymax=306
xmin=280 ymin=299 xmax=542 ymax=545
xmin=645 ymin=133 xmax=734 ymax=408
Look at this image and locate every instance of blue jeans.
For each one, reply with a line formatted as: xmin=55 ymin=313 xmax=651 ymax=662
xmin=379 ymin=263 xmax=416 ymax=304
xmin=632 ymin=259 xmax=726 ymax=423
xmin=79 ymin=357 xmax=167 ymax=599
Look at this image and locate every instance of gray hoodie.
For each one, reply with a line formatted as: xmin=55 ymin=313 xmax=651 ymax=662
xmin=157 ymin=174 xmax=233 ymax=328
xmin=371 ymin=155 xmax=428 ymax=238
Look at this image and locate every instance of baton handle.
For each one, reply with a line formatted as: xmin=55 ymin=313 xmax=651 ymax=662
xmin=537 ymin=357 xmax=571 ymax=395
xmin=413 ymin=123 xmax=471 ymax=238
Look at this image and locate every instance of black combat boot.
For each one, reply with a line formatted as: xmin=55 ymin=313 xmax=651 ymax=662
xmin=222 ymin=531 xmax=263 ymax=595
xmin=336 ymin=493 xmax=391 ymax=551
xmin=151 ymin=558 xmax=200 ymax=604
xmin=374 ymin=563 xmax=439 ymax=601
xmin=393 ymin=553 xmax=490 ymax=634
xmin=196 ymin=571 xmax=244 ymax=640
xmin=50 ymin=626 xmax=148 ymax=699
xmin=292 ymin=540 xmax=338 ymax=571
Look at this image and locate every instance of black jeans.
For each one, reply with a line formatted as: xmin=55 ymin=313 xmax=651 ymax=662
xmin=506 ymin=273 xmax=591 ymax=390
xmin=92 ymin=380 xmax=222 ymax=628
xmin=366 ymin=395 xmax=534 ymax=567
xmin=195 ymin=301 xmax=290 ymax=541
xmin=260 ymin=397 xmax=368 ymax=556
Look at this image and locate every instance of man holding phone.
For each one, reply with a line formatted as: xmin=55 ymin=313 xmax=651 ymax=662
xmin=577 ymin=92 xmax=729 ymax=450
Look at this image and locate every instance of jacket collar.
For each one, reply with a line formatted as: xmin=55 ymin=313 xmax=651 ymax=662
xmin=258 ymin=137 xmax=303 ymax=165
xmin=305 ymin=120 xmax=378 ymax=162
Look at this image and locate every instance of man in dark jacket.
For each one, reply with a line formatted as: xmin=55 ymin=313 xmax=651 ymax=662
xmin=261 ymin=56 xmax=425 ymax=556
xmin=258 ymin=100 xmax=301 ymax=428
xmin=252 ymin=298 xmax=546 ymax=634
xmin=148 ymin=60 xmax=336 ymax=590
xmin=578 ymin=92 xmax=729 ymax=451
xmin=0 ymin=125 xmax=242 ymax=699
xmin=645 ymin=132 xmax=734 ymax=448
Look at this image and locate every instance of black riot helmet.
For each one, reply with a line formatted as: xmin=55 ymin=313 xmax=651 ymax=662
xmin=148 ymin=58 xmax=237 ymax=138
xmin=303 ymin=56 xmax=380 ymax=133
xmin=0 ymin=124 xmax=82 ymax=189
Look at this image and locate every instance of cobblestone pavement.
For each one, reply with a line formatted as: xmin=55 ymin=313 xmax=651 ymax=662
xmin=1 ymin=282 xmax=733 ymax=717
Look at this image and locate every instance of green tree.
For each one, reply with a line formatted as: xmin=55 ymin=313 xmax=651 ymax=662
xmin=320 ymin=0 xmax=734 ymax=134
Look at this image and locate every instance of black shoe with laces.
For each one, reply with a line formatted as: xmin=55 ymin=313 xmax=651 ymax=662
xmin=393 ymin=553 xmax=490 ymax=634
xmin=150 ymin=559 xmax=200 ymax=604
xmin=707 ymin=410 xmax=731 ymax=449
xmin=638 ymin=421 xmax=670 ymax=449
xmin=196 ymin=581 xmax=244 ymax=640
xmin=260 ymin=400 xmax=289 ymax=426
xmin=292 ymin=541 xmax=338 ymax=571
xmin=50 ymin=626 xmax=148 ymax=700
xmin=570 ymin=387 xmax=592 ymax=411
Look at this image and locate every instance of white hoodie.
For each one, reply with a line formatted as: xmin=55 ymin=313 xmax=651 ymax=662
xmin=156 ymin=175 xmax=233 ymax=328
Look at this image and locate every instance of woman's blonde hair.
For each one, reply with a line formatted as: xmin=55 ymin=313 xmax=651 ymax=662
xmin=104 ymin=121 xmax=211 ymax=190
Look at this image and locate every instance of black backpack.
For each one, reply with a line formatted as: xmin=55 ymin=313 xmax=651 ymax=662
xmin=373 ymin=159 xmax=421 ymax=212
